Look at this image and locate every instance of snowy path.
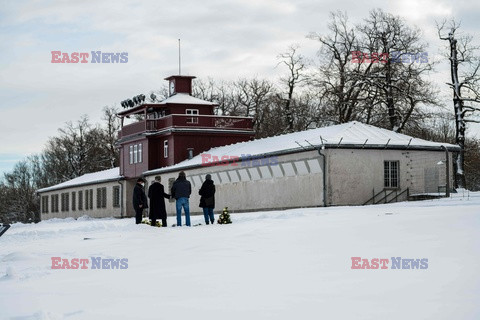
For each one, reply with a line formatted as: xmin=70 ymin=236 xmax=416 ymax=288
xmin=1 ymin=192 xmax=479 ymax=320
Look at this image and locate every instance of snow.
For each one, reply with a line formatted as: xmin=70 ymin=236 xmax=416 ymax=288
xmin=37 ymin=168 xmax=121 ymax=193
xmin=1 ymin=192 xmax=479 ymax=319
xmin=146 ymin=121 xmax=460 ymax=174
xmin=159 ymin=93 xmax=217 ymax=105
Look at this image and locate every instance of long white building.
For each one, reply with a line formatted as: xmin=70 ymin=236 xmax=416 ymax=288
xmin=37 ymin=121 xmax=459 ymax=220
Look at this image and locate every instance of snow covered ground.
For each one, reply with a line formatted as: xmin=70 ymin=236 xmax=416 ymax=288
xmin=1 ymin=191 xmax=479 ymax=320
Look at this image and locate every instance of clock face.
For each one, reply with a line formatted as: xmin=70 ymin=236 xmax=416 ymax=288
xmin=169 ymin=81 xmax=175 ymax=95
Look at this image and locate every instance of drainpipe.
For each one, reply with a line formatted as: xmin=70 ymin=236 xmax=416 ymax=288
xmin=117 ymin=179 xmax=124 ymax=218
xmin=441 ymin=145 xmax=450 ymax=197
xmin=317 ymin=145 xmax=327 ymax=207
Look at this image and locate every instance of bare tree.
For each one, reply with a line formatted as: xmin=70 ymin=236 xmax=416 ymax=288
xmin=438 ymin=20 xmax=480 ymax=188
xmin=308 ymin=11 xmax=368 ymax=125
xmin=357 ymin=9 xmax=439 ymax=132
xmin=277 ymin=45 xmax=306 ymax=132
xmin=102 ymin=106 xmax=121 ymax=168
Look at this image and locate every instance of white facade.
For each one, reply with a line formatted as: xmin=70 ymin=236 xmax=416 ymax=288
xmin=37 ymin=122 xmax=460 ymax=220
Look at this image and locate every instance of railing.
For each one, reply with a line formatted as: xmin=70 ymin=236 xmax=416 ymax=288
xmin=363 ymin=188 xmax=410 ymax=205
xmin=120 ymin=121 xmax=146 ymax=138
xmin=120 ymin=114 xmax=253 ymax=138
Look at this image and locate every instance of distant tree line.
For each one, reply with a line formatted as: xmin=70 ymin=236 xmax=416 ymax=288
xmin=1 ymin=9 xmax=479 ymax=223
xmin=0 ymin=107 xmax=120 ymax=223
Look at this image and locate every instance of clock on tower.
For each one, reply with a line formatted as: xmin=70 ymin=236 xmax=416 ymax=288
xmin=169 ymin=80 xmax=175 ymax=96
xmin=164 ymin=75 xmax=196 ymax=96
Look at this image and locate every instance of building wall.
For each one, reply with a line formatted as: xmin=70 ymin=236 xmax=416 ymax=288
xmin=39 ymin=181 xmax=123 ymax=220
xmin=38 ymin=148 xmax=455 ymax=221
xmin=120 ymin=137 xmax=149 ymax=178
xmin=326 ymin=149 xmax=453 ymax=206
xmin=145 ymin=150 xmax=325 ymax=215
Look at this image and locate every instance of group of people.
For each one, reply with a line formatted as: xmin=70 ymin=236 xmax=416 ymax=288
xmin=132 ymin=171 xmax=216 ymax=227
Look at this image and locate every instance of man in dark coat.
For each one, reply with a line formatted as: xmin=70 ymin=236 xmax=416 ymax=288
xmin=199 ymin=174 xmax=215 ymax=225
xmin=148 ymin=176 xmax=171 ymax=227
xmin=133 ymin=178 xmax=148 ymax=224
xmin=171 ymin=171 xmax=192 ymax=226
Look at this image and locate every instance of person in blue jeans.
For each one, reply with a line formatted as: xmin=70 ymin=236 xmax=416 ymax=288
xmin=199 ymin=174 xmax=215 ymax=225
xmin=171 ymin=171 xmax=192 ymax=226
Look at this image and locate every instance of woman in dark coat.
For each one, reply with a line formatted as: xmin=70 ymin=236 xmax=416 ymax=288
xmin=148 ymin=176 xmax=171 ymax=227
xmin=199 ymin=174 xmax=215 ymax=225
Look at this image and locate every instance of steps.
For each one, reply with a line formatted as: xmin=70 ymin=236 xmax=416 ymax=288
xmin=363 ymin=188 xmax=410 ymax=205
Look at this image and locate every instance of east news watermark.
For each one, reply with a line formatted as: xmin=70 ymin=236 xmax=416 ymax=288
xmin=351 ymin=51 xmax=429 ymax=64
xmin=51 ymin=51 xmax=128 ymax=63
xmin=51 ymin=257 xmax=128 ymax=269
xmin=351 ymin=257 xmax=429 ymax=269
xmin=201 ymin=153 xmax=279 ymax=167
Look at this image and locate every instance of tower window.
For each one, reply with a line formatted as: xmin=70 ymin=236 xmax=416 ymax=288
xmin=186 ymin=109 xmax=199 ymax=115
xmin=164 ymin=140 xmax=168 ymax=158
xmin=186 ymin=109 xmax=199 ymax=124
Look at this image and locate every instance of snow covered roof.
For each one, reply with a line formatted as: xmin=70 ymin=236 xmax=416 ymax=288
xmin=37 ymin=167 xmax=122 ymax=193
xmin=38 ymin=122 xmax=460 ymax=192
xmin=159 ymin=93 xmax=216 ymax=106
xmin=145 ymin=121 xmax=460 ymax=174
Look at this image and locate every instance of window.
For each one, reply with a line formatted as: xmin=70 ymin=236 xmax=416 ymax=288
xmin=51 ymin=194 xmax=59 ymax=213
xmin=384 ymin=161 xmax=399 ymax=188
xmin=259 ymin=166 xmax=272 ymax=179
xmin=164 ymin=140 xmax=168 ymax=158
xmin=61 ymin=193 xmax=69 ymax=212
xmin=41 ymin=196 xmax=49 ymax=214
xmin=96 ymin=188 xmax=101 ymax=208
xmin=294 ymin=161 xmax=309 ymax=175
xmin=186 ymin=109 xmax=199 ymax=124
xmin=85 ymin=189 xmax=93 ymax=210
xmin=238 ymin=169 xmax=250 ymax=181
xmin=270 ymin=165 xmax=284 ymax=178
xmin=281 ymin=162 xmax=296 ymax=177
xmin=72 ymin=192 xmax=76 ymax=211
xmin=134 ymin=144 xmax=139 ymax=163
xmin=113 ymin=186 xmax=120 ymax=208
xmin=85 ymin=189 xmax=89 ymax=210
xmin=186 ymin=109 xmax=199 ymax=115
xmin=78 ymin=191 xmax=83 ymax=211
xmin=130 ymin=143 xmax=143 ymax=164
xmin=89 ymin=189 xmax=94 ymax=210
xmin=96 ymin=187 xmax=107 ymax=209
xmin=228 ymin=170 xmax=240 ymax=183
xmin=248 ymin=168 xmax=261 ymax=180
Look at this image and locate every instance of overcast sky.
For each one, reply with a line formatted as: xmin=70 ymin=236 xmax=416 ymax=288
xmin=0 ymin=0 xmax=479 ymax=175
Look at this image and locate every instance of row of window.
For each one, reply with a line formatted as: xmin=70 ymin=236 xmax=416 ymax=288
xmin=185 ymin=158 xmax=323 ymax=188
xmin=129 ymin=143 xmax=143 ymax=164
xmin=129 ymin=110 xmax=201 ymax=165
xmin=146 ymin=108 xmax=199 ymax=120
xmin=40 ymin=160 xmax=400 ymax=214
xmin=129 ymin=141 xmax=169 ymax=162
xmin=41 ymin=186 xmax=121 ymax=214
xmin=184 ymin=159 xmax=400 ymax=189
